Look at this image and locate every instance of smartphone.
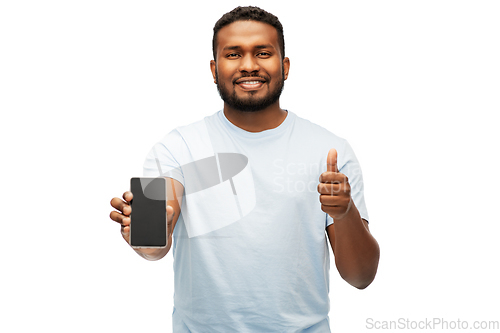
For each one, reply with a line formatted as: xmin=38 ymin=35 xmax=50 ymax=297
xmin=130 ymin=177 xmax=167 ymax=248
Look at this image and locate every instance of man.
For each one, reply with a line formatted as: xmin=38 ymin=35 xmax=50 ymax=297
xmin=110 ymin=6 xmax=379 ymax=332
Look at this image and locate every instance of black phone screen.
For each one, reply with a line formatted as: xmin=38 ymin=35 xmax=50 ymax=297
xmin=130 ymin=177 xmax=167 ymax=247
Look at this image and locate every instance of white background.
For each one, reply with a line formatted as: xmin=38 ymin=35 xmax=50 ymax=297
xmin=1 ymin=0 xmax=499 ymax=332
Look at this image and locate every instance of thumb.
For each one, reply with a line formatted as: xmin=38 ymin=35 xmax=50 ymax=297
xmin=327 ymin=148 xmax=338 ymax=172
xmin=166 ymin=205 xmax=176 ymax=236
xmin=167 ymin=205 xmax=175 ymax=220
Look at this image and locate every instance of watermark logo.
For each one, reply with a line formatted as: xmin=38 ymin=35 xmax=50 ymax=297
xmin=145 ymin=152 xmax=256 ymax=238
xmin=271 ymin=158 xmax=364 ymax=194
xmin=366 ymin=317 xmax=499 ymax=330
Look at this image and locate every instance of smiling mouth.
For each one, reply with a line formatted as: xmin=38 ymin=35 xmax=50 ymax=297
xmin=235 ymin=78 xmax=266 ymax=90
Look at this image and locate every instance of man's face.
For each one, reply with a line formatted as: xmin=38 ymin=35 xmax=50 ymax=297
xmin=210 ymin=20 xmax=290 ymax=112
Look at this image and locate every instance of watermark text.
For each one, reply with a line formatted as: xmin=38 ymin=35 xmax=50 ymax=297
xmin=366 ymin=317 xmax=499 ymax=330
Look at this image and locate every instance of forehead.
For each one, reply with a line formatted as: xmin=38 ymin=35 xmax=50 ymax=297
xmin=216 ymin=20 xmax=279 ymax=52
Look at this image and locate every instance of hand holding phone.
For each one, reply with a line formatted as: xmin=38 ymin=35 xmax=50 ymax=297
xmin=110 ymin=177 xmax=182 ymax=259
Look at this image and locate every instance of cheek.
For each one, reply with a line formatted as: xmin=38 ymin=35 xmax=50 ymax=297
xmin=217 ymin=61 xmax=238 ymax=77
xmin=267 ymin=63 xmax=284 ymax=81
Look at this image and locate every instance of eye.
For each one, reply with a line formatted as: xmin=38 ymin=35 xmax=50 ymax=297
xmin=257 ymin=52 xmax=272 ymax=58
xmin=226 ymin=53 xmax=240 ymax=59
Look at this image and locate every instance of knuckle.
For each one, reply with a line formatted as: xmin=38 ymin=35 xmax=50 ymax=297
xmin=343 ymin=183 xmax=351 ymax=195
xmin=320 ymin=172 xmax=331 ymax=183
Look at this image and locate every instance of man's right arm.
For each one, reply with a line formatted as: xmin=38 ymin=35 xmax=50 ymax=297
xmin=109 ymin=177 xmax=184 ymax=261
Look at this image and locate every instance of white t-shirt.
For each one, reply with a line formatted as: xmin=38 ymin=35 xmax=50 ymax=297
xmin=143 ymin=110 xmax=369 ymax=332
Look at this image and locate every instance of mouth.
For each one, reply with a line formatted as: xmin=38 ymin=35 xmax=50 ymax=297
xmin=234 ymin=77 xmax=267 ymax=90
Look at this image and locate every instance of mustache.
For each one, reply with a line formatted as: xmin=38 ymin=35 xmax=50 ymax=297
xmin=232 ymin=73 xmax=269 ymax=84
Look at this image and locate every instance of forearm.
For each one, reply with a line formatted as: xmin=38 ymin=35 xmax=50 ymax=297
xmin=330 ymin=202 xmax=380 ymax=289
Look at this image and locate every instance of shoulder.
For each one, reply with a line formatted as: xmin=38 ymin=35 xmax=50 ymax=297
xmin=143 ymin=112 xmax=220 ymax=179
xmin=292 ymin=112 xmax=346 ymax=143
xmin=290 ymin=111 xmax=349 ymax=153
xmin=151 ymin=111 xmax=222 ymax=166
xmin=288 ymin=111 xmax=364 ymax=173
xmin=156 ymin=112 xmax=220 ymax=147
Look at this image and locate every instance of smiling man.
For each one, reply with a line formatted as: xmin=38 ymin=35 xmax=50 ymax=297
xmin=211 ymin=19 xmax=288 ymax=117
xmin=110 ymin=6 xmax=379 ymax=332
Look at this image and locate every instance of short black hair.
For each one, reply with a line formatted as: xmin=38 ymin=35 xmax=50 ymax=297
xmin=212 ymin=6 xmax=285 ymax=61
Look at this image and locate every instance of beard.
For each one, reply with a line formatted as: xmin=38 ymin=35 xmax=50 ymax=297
xmin=215 ymin=68 xmax=285 ymax=112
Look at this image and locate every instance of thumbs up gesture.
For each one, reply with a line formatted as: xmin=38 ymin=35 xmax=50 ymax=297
xmin=318 ymin=148 xmax=353 ymax=220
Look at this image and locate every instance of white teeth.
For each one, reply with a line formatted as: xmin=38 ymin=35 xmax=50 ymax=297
xmin=240 ymin=81 xmax=260 ymax=84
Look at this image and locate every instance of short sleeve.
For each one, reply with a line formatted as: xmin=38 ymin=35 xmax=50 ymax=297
xmin=143 ymin=129 xmax=185 ymax=186
xmin=326 ymin=140 xmax=369 ymax=228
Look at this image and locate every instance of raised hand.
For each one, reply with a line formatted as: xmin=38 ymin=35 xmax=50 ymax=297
xmin=317 ymin=148 xmax=353 ymax=220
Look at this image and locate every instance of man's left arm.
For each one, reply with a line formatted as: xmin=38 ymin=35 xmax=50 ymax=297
xmin=318 ymin=148 xmax=380 ymax=289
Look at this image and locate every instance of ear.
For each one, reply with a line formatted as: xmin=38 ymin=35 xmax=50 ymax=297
xmin=283 ymin=57 xmax=290 ymax=80
xmin=210 ymin=60 xmax=217 ymax=84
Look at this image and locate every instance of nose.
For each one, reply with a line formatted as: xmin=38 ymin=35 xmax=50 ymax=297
xmin=239 ymin=54 xmax=260 ymax=73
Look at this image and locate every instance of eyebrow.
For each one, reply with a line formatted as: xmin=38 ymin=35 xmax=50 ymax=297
xmin=222 ymin=44 xmax=276 ymax=51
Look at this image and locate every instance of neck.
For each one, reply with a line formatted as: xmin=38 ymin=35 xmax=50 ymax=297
xmin=223 ymin=102 xmax=287 ymax=133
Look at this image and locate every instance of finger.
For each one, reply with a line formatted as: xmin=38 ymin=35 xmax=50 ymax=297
xmin=121 ymin=225 xmax=130 ymax=242
xmin=167 ymin=205 xmax=175 ymax=221
xmin=317 ymin=183 xmax=342 ymax=195
xmin=320 ymin=195 xmax=340 ymax=207
xmin=320 ymin=194 xmax=350 ymax=207
xmin=121 ymin=216 xmax=130 ymax=226
xmin=167 ymin=205 xmax=176 ymax=230
xmin=166 ymin=205 xmax=175 ymax=236
xmin=327 ymin=148 xmax=338 ymax=173
xmin=319 ymin=171 xmax=346 ymax=184
xmin=122 ymin=204 xmax=131 ymax=216
xmin=123 ymin=191 xmax=133 ymax=203
xmin=110 ymin=210 xmax=128 ymax=224
xmin=110 ymin=197 xmax=129 ymax=213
